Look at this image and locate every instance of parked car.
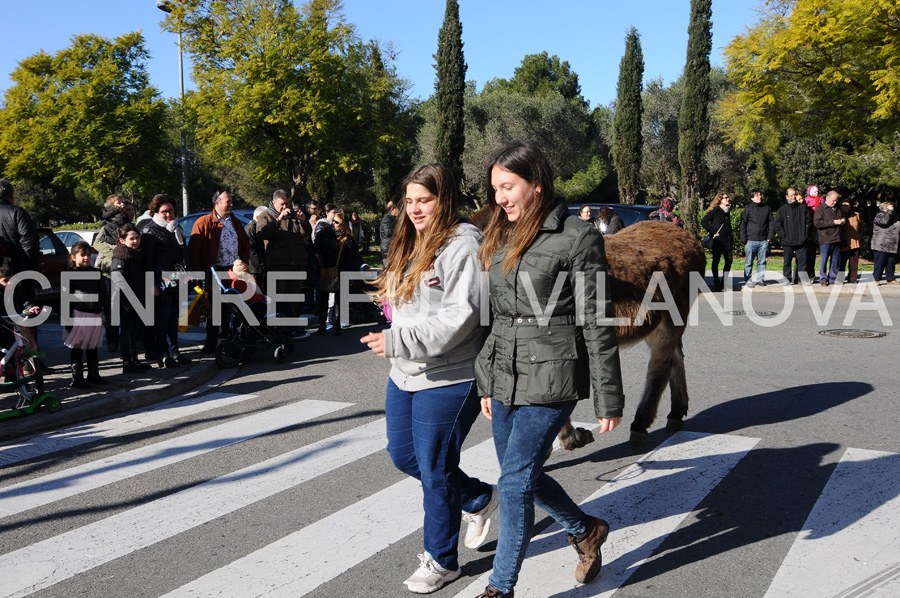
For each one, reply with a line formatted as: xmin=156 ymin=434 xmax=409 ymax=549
xmin=55 ymin=229 xmax=100 ymax=249
xmin=567 ymin=204 xmax=657 ymax=228
xmin=33 ymin=229 xmax=70 ymax=303
xmin=177 ymin=208 xmax=257 ymax=240
xmin=55 ymin=229 xmax=101 ymax=267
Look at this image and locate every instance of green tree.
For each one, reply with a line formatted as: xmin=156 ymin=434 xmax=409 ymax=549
xmin=612 ymin=28 xmax=644 ymax=204
xmin=367 ymin=42 xmax=422 ymax=207
xmin=719 ymin=0 xmax=900 ymax=148
xmin=483 ymin=51 xmax=585 ymax=104
xmin=0 ymin=32 xmax=172 ymax=205
xmin=165 ymin=0 xmax=390 ymax=203
xmin=462 ymin=90 xmax=593 ymax=200
xmin=719 ymin=0 xmax=900 ymax=205
xmin=641 ymin=77 xmax=682 ymax=201
xmin=434 ymin=0 xmax=467 ymax=186
xmin=678 ymin=0 xmax=712 ymax=236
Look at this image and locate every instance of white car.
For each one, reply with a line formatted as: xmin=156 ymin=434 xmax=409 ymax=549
xmin=55 ymin=229 xmax=100 ymax=249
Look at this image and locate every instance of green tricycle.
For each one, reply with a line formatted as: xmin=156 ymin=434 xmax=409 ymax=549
xmin=0 ymin=307 xmax=59 ymax=420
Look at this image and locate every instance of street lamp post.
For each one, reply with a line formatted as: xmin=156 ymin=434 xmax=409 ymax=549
xmin=157 ymin=0 xmax=190 ymax=218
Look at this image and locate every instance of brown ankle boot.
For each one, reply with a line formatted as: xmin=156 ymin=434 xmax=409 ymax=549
xmin=568 ymin=516 xmax=610 ymax=583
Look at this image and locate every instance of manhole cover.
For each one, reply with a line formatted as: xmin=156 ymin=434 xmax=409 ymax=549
xmin=726 ymin=310 xmax=778 ymax=317
xmin=818 ymin=329 xmax=887 ymax=339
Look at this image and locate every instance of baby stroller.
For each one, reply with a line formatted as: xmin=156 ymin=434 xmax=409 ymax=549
xmin=209 ymin=267 xmax=294 ymax=368
xmin=0 ymin=308 xmax=59 ymax=420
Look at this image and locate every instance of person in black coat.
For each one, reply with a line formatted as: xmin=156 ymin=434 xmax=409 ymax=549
xmin=813 ymin=190 xmax=845 ymax=286
xmin=773 ymin=188 xmax=811 ymax=285
xmin=595 ymin=207 xmax=625 ymax=235
xmin=111 ymin=223 xmax=152 ymax=373
xmin=63 ymin=242 xmax=111 ymax=387
xmin=379 ymin=199 xmax=400 ymax=266
xmin=0 ymin=179 xmax=47 ymax=372
xmin=141 ymin=194 xmax=190 ymax=369
xmin=739 ymin=190 xmax=774 ymax=287
xmin=245 ymin=206 xmax=268 ymax=292
xmin=701 ymin=192 xmax=734 ymax=291
xmin=0 ymin=179 xmax=39 ymax=278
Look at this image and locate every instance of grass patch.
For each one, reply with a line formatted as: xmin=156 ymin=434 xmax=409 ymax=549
xmin=713 ymin=254 xmax=873 ymax=272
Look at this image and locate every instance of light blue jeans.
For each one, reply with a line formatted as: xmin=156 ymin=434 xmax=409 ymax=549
xmin=488 ymin=400 xmax=587 ymax=594
xmin=744 ymin=240 xmax=769 ymax=282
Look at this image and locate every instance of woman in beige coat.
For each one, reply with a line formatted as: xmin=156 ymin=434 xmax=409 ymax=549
xmin=840 ymin=200 xmax=862 ymax=283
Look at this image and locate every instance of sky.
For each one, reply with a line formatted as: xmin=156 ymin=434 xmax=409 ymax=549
xmin=0 ymin=0 xmax=764 ymax=109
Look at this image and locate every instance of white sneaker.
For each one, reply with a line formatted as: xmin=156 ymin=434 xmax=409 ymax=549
xmin=403 ymin=552 xmax=461 ymax=594
xmin=463 ymin=485 xmax=499 ymax=549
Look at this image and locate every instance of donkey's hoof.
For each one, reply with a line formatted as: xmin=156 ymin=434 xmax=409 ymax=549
xmin=665 ymin=419 xmax=684 ymax=433
xmin=570 ymin=427 xmax=595 ymax=450
xmin=629 ymin=430 xmax=648 ymax=447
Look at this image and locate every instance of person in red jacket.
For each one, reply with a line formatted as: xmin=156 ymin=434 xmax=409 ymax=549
xmin=189 ymin=190 xmax=250 ymax=353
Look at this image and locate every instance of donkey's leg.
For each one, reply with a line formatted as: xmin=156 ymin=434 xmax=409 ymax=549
xmin=665 ymin=336 xmax=689 ymax=432
xmin=630 ymin=325 xmax=677 ymax=447
xmin=557 ymin=419 xmax=596 ymax=451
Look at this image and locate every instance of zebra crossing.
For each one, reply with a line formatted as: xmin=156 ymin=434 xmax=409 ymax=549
xmin=2 ymin=393 xmax=899 ymax=598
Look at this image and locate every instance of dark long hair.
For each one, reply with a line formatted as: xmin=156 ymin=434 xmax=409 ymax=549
xmin=478 ymin=141 xmax=556 ymax=274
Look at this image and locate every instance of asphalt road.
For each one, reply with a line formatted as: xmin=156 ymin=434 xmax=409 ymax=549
xmin=1 ymin=289 xmax=898 ymax=598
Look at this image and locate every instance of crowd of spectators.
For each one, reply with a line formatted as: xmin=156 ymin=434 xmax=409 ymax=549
xmin=0 ymin=180 xmax=382 ymax=389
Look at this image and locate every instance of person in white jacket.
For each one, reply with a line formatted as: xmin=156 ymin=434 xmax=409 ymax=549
xmin=361 ymin=163 xmax=497 ymax=594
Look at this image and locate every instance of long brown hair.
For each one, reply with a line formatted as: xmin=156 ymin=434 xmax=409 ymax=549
xmin=708 ymin=192 xmax=729 ymax=212
xmin=333 ymin=209 xmax=351 ymax=237
xmin=478 ymin=141 xmax=556 ymax=274
xmin=372 ymin=163 xmax=462 ymax=306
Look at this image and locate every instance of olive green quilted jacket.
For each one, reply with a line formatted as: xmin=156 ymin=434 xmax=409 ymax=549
xmin=475 ymin=201 xmax=625 ymax=419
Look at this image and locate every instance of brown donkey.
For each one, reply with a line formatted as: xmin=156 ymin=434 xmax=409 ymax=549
xmin=562 ymin=220 xmax=705 ymax=447
xmin=472 ymin=210 xmax=706 ymax=448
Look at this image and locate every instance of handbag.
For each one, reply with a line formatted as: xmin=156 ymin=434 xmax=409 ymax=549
xmin=319 ymin=239 xmax=346 ymax=294
xmin=701 ymin=222 xmax=725 ymax=249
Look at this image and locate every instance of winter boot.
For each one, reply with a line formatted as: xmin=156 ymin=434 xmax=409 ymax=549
xmin=122 ymin=358 xmax=143 ymax=374
xmin=70 ymin=349 xmax=89 ymax=389
xmin=86 ymin=349 xmax=107 ymax=385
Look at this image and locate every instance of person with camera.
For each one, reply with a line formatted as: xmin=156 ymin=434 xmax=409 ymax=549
xmin=255 ymin=189 xmax=311 ymax=335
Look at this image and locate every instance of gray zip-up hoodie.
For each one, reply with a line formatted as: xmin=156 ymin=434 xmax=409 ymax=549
xmin=383 ymin=222 xmax=487 ymax=392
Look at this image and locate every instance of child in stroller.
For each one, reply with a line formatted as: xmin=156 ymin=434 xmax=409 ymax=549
xmin=208 ymin=260 xmax=295 ymax=368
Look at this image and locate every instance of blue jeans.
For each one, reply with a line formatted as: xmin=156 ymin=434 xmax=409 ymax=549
xmin=385 ymin=379 xmax=492 ymax=571
xmin=819 ymin=243 xmax=842 ymax=283
xmin=744 ymin=240 xmax=768 ymax=282
xmin=488 ymin=400 xmax=587 ymax=594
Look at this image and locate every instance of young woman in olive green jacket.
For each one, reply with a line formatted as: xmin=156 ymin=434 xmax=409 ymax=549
xmin=473 ymin=141 xmax=625 ymax=598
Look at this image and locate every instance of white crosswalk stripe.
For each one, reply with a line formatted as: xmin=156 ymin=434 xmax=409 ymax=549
xmin=159 ymin=422 xmax=597 ymax=598
xmin=0 ymin=418 xmax=386 ymax=598
xmin=0 ymin=399 xmax=351 ymax=519
xmin=764 ymin=448 xmax=900 ymax=598
xmin=2 ymin=392 xmax=899 ymax=598
xmin=453 ymin=431 xmax=760 ymax=597
xmin=0 ymin=391 xmax=260 ymax=466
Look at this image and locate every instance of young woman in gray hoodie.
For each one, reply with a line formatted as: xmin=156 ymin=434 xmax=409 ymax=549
xmin=361 ymin=163 xmax=497 ymax=594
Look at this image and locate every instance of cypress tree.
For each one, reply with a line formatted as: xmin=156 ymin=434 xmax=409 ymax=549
xmin=678 ymin=0 xmax=713 ymax=236
xmin=434 ymin=0 xmax=467 ymax=186
xmin=612 ymin=28 xmax=644 ymax=205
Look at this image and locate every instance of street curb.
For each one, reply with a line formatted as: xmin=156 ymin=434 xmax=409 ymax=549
xmin=0 ymin=358 xmax=221 ymax=442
